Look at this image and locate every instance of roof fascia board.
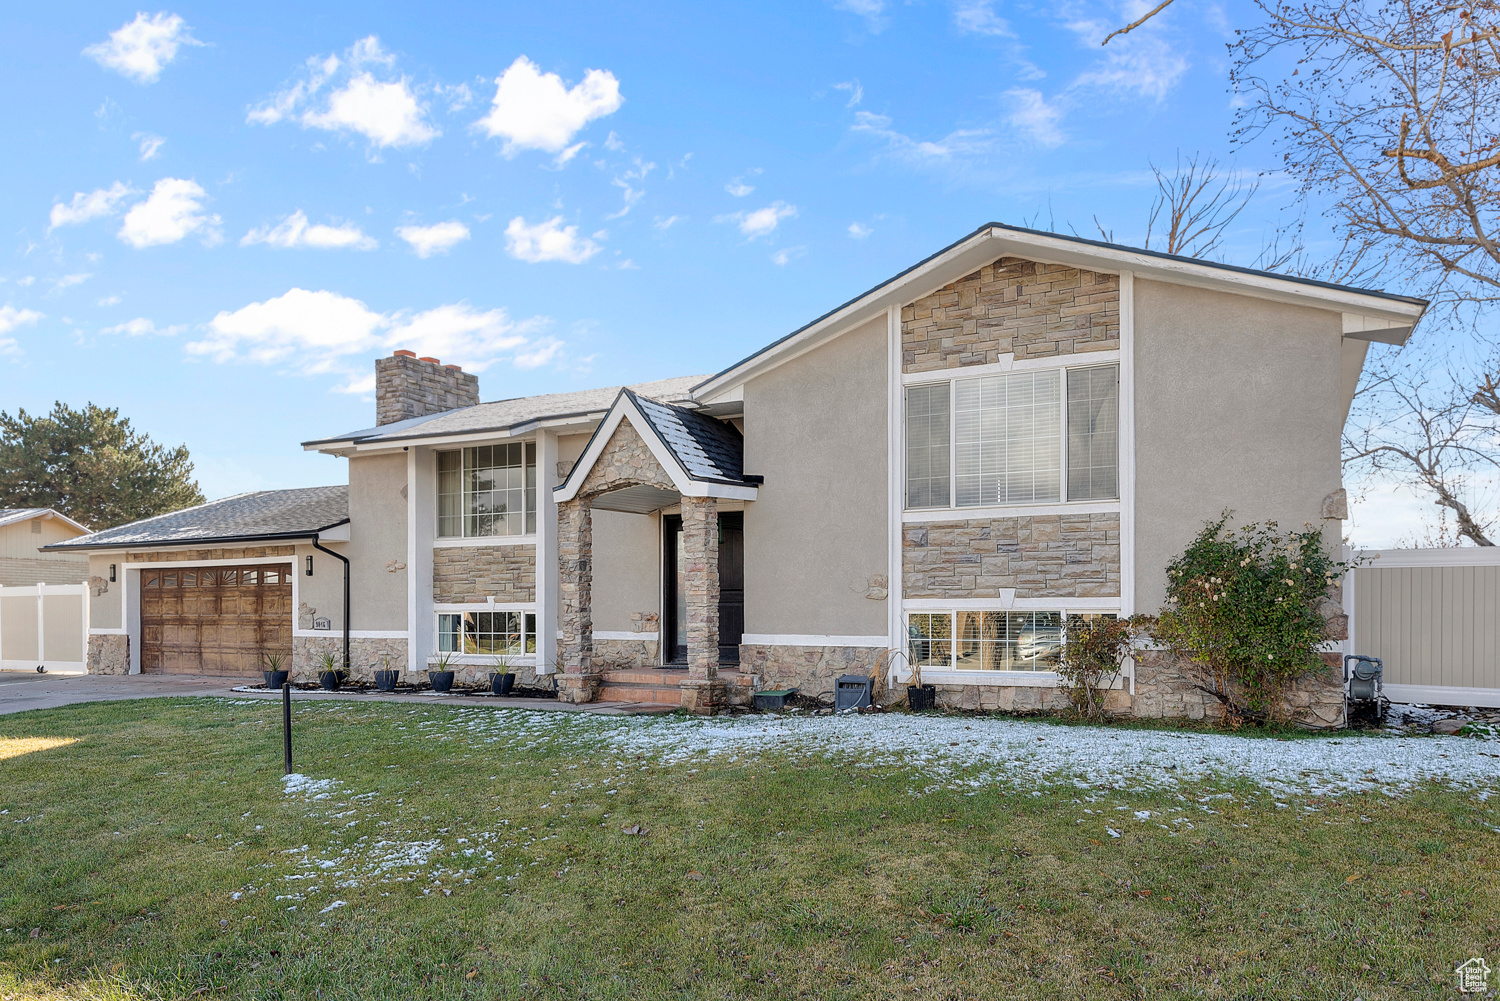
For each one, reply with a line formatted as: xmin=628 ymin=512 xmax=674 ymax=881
xmin=40 ymin=521 xmax=349 ymax=553
xmin=694 ymin=226 xmax=1427 ymax=399
xmin=356 ymin=413 xmax=609 ymax=452
xmin=0 ymin=508 xmax=92 ymax=535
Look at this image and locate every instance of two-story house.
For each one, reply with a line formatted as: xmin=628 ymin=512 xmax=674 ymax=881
xmin=51 ymin=223 xmax=1426 ymax=718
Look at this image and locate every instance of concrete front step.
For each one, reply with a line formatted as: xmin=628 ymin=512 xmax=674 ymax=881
xmin=597 ymin=668 xmax=759 ymax=707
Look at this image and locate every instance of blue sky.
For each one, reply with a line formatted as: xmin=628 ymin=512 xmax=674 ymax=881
xmin=2 ymin=0 xmax=1427 ymax=541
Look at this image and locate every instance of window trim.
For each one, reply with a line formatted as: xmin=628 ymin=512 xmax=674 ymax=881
xmin=903 ymin=359 xmax=1120 ymax=513
xmin=899 ymin=607 xmax=1125 ymax=687
xmin=432 ymin=602 xmax=538 ymax=664
xmin=434 ymin=440 xmax=537 ymax=541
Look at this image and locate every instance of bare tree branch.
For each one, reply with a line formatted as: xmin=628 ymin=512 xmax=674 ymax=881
xmin=1102 ymin=0 xmax=1179 ymax=45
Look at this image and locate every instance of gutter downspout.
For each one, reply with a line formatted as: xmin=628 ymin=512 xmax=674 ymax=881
xmin=312 ymin=538 xmax=350 ymax=673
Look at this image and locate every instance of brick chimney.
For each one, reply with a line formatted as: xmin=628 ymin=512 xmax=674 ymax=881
xmin=375 ymin=350 xmax=481 ymax=426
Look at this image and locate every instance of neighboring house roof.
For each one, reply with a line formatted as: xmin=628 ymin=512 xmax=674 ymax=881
xmin=554 ymin=390 xmax=759 ymax=512
xmin=41 ymin=487 xmax=349 ymax=551
xmin=304 ymin=375 xmax=706 ymax=450
xmin=0 ymin=508 xmax=91 ymax=534
xmin=692 ymin=221 xmax=1432 ymax=400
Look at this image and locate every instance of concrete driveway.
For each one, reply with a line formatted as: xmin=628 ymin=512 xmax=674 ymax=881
xmin=0 ymin=671 xmax=675 ymax=717
xmin=0 ymin=671 xmax=254 ymax=716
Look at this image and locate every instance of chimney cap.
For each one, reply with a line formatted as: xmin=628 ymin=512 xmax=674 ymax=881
xmin=419 ymin=356 xmax=440 ymax=364
xmin=445 ymin=363 xmax=462 ymax=372
xmin=393 ymin=349 xmax=416 ymax=358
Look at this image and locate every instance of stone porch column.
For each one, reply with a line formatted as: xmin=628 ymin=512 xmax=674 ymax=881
xmin=679 ymin=495 xmax=723 ymax=714
xmin=555 ymin=498 xmax=598 ymax=704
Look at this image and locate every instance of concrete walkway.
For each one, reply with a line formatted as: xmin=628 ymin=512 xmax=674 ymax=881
xmin=0 ymin=671 xmax=677 ymax=717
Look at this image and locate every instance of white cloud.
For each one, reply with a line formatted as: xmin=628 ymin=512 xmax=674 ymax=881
xmin=954 ymin=0 xmax=1012 ymax=36
xmin=189 ymin=287 xmax=552 ymax=377
xmin=851 ymin=110 xmax=996 ymax=162
xmin=0 ymin=305 xmax=42 ymax=356
xmin=395 ymin=220 xmax=471 ymax=257
xmin=607 ymin=158 xmax=654 ymax=219
xmin=514 ymin=337 xmax=563 ymax=369
xmin=135 ymin=133 xmax=166 ymax=161
xmin=832 ymin=80 xmax=863 ymax=107
xmin=83 ymin=12 xmax=201 ymax=84
xmin=504 ymin=216 xmax=601 ymax=264
xmin=654 ymin=215 xmax=685 ymax=230
xmin=770 ymin=246 xmax=807 ymax=266
xmin=49 ymin=182 xmax=135 ymax=231
xmin=474 ymin=56 xmax=623 ymax=155
xmin=118 ymin=178 xmax=220 ymax=248
xmin=717 ymin=201 xmax=797 ymax=239
xmin=242 ymin=210 xmax=377 ymax=250
xmin=249 ymin=38 xmax=438 ymax=149
xmin=52 ymin=273 xmax=92 ymax=290
xmin=101 ymin=317 xmax=184 ymax=337
xmin=834 ymin=0 xmax=888 ymax=30
xmin=1005 ymin=88 xmax=1066 ymax=147
xmin=1065 ymin=16 xmax=1188 ymax=101
xmin=0 ymin=305 xmax=43 ymax=333
xmin=725 ymin=179 xmax=755 ymax=198
xmin=848 ymin=222 xmax=872 ymax=238
xmin=98 ymin=295 xmax=122 ymax=306
xmin=303 ymin=72 xmax=439 ymax=148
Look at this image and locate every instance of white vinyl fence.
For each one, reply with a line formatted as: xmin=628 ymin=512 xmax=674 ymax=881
xmin=1347 ymin=548 xmax=1500 ymax=708
xmin=0 ymin=582 xmax=89 ymax=672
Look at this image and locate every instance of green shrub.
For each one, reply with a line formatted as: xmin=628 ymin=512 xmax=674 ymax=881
xmin=1143 ymin=514 xmax=1349 ymax=726
xmin=1059 ymin=615 xmax=1134 ymax=720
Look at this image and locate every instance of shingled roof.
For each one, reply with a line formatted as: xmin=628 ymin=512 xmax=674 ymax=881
xmin=42 ymin=486 xmax=349 ymax=551
xmin=628 ymin=391 xmax=749 ymax=485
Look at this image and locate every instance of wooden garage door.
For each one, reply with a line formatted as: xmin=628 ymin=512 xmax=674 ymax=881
xmin=140 ymin=565 xmax=292 ymax=676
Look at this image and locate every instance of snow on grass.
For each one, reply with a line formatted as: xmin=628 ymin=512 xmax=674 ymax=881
xmin=435 ymin=708 xmax=1500 ymax=800
xmin=281 ymin=773 xmax=340 ymax=800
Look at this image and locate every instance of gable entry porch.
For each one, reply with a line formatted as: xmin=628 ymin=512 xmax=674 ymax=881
xmin=551 ymin=391 xmax=761 ymax=714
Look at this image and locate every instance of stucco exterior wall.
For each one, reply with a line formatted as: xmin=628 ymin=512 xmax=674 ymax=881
xmin=742 ymin=314 xmax=888 ymax=637
xmin=88 ymin=554 xmax=122 ymax=630
xmin=902 ymin=257 xmax=1119 ymax=373
xmin=298 ymin=542 xmax=344 ymax=632
xmin=1133 ymin=279 xmax=1346 ymax=613
xmin=346 ymin=454 xmax=407 ymax=631
xmin=591 ymin=508 xmax=659 ymax=633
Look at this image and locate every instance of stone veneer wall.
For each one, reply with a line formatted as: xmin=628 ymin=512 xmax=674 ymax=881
xmin=432 ymin=545 xmax=536 ymax=603
xmin=124 ymin=546 xmax=295 ymax=563
xmin=739 ymin=644 xmax=886 ymax=699
xmin=87 ymin=634 xmax=129 ymax=675
xmin=903 ymin=514 xmax=1120 ymax=599
xmin=291 ymin=636 xmax=409 ymax=684
xmin=593 ymin=637 xmax=660 ymax=669
xmin=902 ymin=257 xmax=1119 ymax=373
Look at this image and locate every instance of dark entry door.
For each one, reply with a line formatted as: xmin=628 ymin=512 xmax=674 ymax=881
xmin=662 ymin=512 xmax=744 ymax=666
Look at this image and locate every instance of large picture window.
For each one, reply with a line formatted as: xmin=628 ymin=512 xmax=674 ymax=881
xmin=437 ymin=442 xmax=536 ymax=538
xmin=905 ymin=364 xmax=1118 ymax=510
xmin=437 ymin=610 xmax=537 ymax=656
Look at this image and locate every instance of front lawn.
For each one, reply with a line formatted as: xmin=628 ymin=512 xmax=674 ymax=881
xmin=2 ymin=698 xmax=1497 ymax=1000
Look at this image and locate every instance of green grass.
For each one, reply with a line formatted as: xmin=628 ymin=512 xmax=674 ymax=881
xmin=1 ymin=698 xmax=1497 ymax=1000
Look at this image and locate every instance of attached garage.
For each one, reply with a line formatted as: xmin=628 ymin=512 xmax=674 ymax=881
xmin=139 ymin=564 xmax=292 ymax=675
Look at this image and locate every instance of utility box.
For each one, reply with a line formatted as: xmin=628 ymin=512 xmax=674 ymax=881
xmin=835 ymin=674 xmax=874 ymax=712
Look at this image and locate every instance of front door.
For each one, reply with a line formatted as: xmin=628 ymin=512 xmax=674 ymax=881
xmin=662 ymin=512 xmax=744 ymax=666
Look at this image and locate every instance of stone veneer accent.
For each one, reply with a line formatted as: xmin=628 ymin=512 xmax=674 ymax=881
xmin=575 ymin=419 xmax=677 ymax=497
xmin=903 ymin=513 xmax=1120 ymax=599
xmin=87 ymin=634 xmax=130 ymax=675
xmin=902 ymin=257 xmax=1119 ymax=373
xmin=432 ymin=545 xmax=536 ymax=603
xmin=375 ymin=351 xmax=479 ymax=427
xmin=291 ymin=636 xmax=409 ymax=684
xmin=124 ymin=546 xmax=294 ymax=563
xmin=739 ymin=644 xmax=885 ymax=698
xmin=555 ymin=499 xmax=595 ymax=704
xmin=593 ymin=637 xmax=660 ymax=669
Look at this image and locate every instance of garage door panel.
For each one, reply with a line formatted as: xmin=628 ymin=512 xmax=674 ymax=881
xmin=141 ymin=563 xmax=292 ymax=676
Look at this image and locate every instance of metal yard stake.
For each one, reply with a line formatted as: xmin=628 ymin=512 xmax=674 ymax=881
xmin=282 ymin=681 xmax=293 ymax=775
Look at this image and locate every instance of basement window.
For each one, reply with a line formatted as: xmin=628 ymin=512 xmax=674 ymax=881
xmin=437 ymin=442 xmax=537 ymax=538
xmin=437 ymin=610 xmax=537 ymax=656
xmin=906 ymin=610 xmax=1116 ymax=672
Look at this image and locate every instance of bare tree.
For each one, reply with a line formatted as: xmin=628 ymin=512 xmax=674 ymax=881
xmin=1230 ymin=0 xmax=1500 ymax=307
xmin=1144 ymin=152 xmax=1259 ymax=257
xmin=1343 ymin=357 xmax=1499 ymax=544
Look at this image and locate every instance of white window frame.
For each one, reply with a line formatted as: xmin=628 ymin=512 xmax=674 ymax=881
xmin=432 ymin=601 xmax=537 ymax=665
xmin=899 ymin=606 xmax=1127 ymax=687
xmin=902 ymin=357 xmax=1120 ymax=515
xmin=435 ymin=441 xmax=537 ymax=541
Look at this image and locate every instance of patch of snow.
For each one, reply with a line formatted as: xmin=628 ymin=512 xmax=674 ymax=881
xmin=281 ymin=773 xmax=339 ymax=800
